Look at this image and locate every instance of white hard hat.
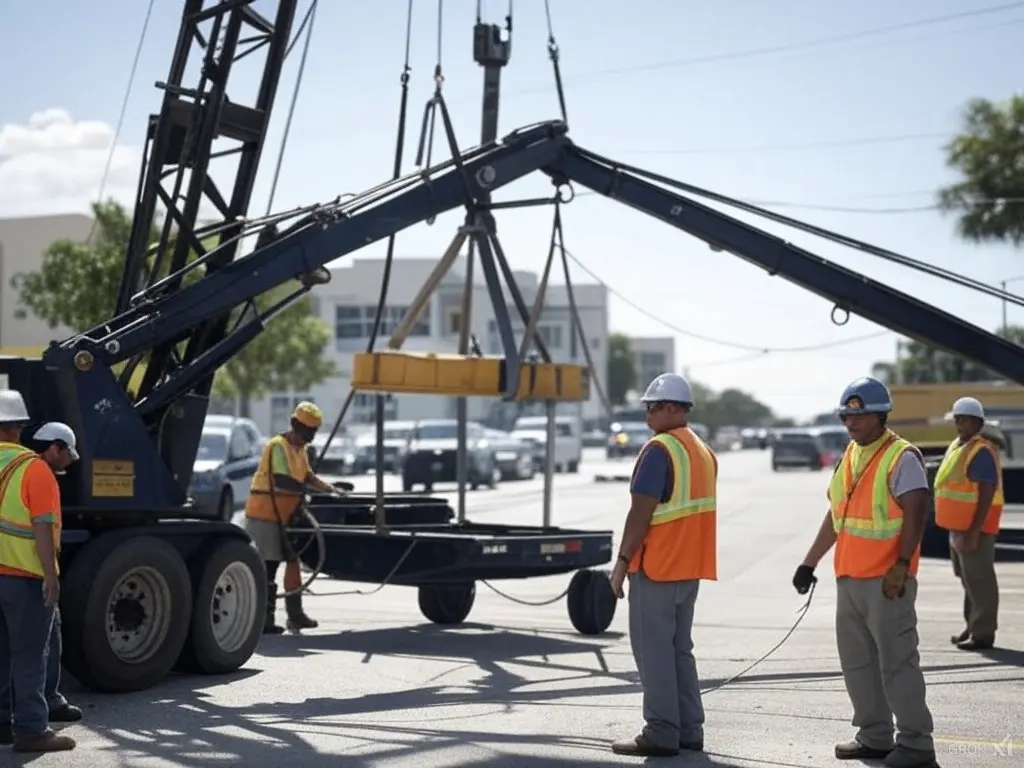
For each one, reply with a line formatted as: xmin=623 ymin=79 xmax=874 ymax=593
xmin=951 ymin=396 xmax=985 ymax=421
xmin=640 ymin=373 xmax=694 ymax=405
xmin=0 ymin=390 xmax=30 ymax=425
xmin=33 ymin=422 xmax=79 ymax=461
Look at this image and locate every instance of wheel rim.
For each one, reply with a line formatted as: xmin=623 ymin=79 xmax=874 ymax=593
xmin=106 ymin=567 xmax=172 ymax=664
xmin=209 ymin=561 xmax=259 ymax=653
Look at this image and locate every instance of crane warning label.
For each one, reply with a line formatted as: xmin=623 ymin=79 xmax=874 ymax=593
xmin=92 ymin=459 xmax=135 ymax=497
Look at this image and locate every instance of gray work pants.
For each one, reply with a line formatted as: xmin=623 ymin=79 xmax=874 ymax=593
xmin=950 ymin=533 xmax=999 ymax=643
xmin=835 ymin=576 xmax=934 ymax=753
xmin=627 ymin=572 xmax=703 ymax=747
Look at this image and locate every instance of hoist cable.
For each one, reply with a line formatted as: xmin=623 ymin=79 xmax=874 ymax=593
xmin=415 ymin=0 xmax=446 ymax=173
xmin=314 ymin=0 xmax=416 ymax=470
xmin=553 ymin=206 xmax=614 ymax=418
xmin=542 ymin=0 xmax=569 ymax=126
xmin=575 ymin=147 xmax=1024 ymax=312
xmin=87 ymin=0 xmax=155 ymax=245
xmin=265 ymin=0 xmax=318 ymax=215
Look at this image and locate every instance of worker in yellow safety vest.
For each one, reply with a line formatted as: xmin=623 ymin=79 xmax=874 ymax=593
xmin=243 ymin=401 xmax=343 ymax=634
xmin=0 ymin=392 xmax=76 ymax=753
xmin=933 ymin=396 xmax=1002 ymax=651
xmin=793 ymin=377 xmax=937 ymax=768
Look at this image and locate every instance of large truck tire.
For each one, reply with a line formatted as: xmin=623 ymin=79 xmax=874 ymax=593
xmin=175 ymin=538 xmax=266 ymax=675
xmin=61 ymin=535 xmax=192 ymax=693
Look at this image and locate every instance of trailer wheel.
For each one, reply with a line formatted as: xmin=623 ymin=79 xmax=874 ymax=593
xmin=567 ymin=569 xmax=616 ymax=635
xmin=176 ymin=539 xmax=266 ymax=675
xmin=418 ymin=582 xmax=475 ymax=625
xmin=61 ymin=536 xmax=192 ymax=692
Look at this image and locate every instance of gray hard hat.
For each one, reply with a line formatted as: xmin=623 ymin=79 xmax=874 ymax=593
xmin=0 ymin=390 xmax=30 ymax=425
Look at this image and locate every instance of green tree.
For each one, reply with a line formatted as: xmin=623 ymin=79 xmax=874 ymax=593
xmin=870 ymin=326 xmax=1024 ymax=385
xmin=15 ymin=199 xmax=334 ymax=415
xmin=607 ymin=333 xmax=637 ymax=405
xmin=938 ymin=95 xmax=1024 ymax=245
xmin=688 ymin=380 xmax=775 ymax=435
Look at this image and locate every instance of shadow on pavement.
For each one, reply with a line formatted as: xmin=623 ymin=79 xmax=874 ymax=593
xmin=15 ymin=623 xmax=1009 ymax=767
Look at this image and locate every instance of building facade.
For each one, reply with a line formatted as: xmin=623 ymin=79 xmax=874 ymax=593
xmin=0 ymin=214 xmax=89 ymax=352
xmin=247 ymin=257 xmax=610 ymax=434
xmin=630 ymin=336 xmax=676 ymax=389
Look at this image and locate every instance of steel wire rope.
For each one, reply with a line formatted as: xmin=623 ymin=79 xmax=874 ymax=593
xmin=577 ymin=147 xmax=1024 ymax=311
xmin=85 ymin=0 xmax=155 ymax=245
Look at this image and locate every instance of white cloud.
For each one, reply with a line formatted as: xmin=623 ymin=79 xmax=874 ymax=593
xmin=0 ymin=109 xmax=140 ymax=217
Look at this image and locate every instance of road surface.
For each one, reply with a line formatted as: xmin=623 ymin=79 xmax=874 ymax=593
xmin=14 ymin=449 xmax=1024 ymax=766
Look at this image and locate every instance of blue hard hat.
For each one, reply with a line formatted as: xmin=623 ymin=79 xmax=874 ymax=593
xmin=837 ymin=376 xmax=892 ymax=416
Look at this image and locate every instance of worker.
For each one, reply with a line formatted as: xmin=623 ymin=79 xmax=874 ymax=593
xmin=243 ymin=402 xmax=343 ymax=634
xmin=934 ymin=396 xmax=1002 ymax=651
xmin=0 ymin=393 xmax=76 ymax=752
xmin=793 ymin=377 xmax=936 ymax=768
xmin=0 ymin=422 xmax=83 ymax=730
xmin=610 ymin=373 xmax=717 ymax=759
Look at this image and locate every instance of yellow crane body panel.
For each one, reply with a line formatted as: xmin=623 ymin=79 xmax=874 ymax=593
xmin=351 ymin=352 xmax=590 ymax=402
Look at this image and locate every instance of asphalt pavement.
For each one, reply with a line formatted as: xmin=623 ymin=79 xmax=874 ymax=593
xmin=14 ymin=449 xmax=1024 ymax=767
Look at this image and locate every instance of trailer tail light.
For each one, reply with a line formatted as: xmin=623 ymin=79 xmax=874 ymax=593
xmin=540 ymin=539 xmax=583 ymax=555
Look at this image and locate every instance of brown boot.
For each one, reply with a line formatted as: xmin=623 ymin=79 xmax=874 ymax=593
xmin=263 ymin=584 xmax=284 ymax=635
xmin=285 ymin=594 xmax=318 ymax=632
xmin=12 ymin=728 xmax=76 ymax=752
xmin=611 ymin=734 xmax=678 ymax=757
xmin=835 ymin=740 xmax=894 ymax=760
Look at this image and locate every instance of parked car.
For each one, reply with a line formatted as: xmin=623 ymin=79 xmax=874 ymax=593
xmin=771 ymin=427 xmax=849 ymax=471
xmin=402 ymin=419 xmax=500 ymax=491
xmin=309 ymin=431 xmax=357 ymax=475
xmin=511 ymin=414 xmax=583 ymax=473
xmin=484 ymin=428 xmax=536 ymax=480
xmin=188 ymin=416 xmax=263 ymax=520
xmin=352 ymin=420 xmax=414 ymax=473
xmin=690 ymin=422 xmax=711 ymax=443
xmin=606 ymin=421 xmax=652 ymax=459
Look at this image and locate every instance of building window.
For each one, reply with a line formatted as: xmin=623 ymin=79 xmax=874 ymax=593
xmin=538 ymin=324 xmax=563 ymax=349
xmin=335 ymin=304 xmax=430 ymax=343
xmin=640 ymin=352 xmax=665 ymax=370
xmin=351 ymin=392 xmax=397 ymax=423
xmin=445 ymin=308 xmax=463 ymax=336
xmin=269 ymin=394 xmax=314 ymax=434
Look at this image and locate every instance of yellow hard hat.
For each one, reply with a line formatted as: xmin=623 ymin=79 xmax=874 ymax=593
xmin=292 ymin=401 xmax=323 ymax=429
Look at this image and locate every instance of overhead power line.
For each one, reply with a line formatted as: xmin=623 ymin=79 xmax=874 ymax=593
xmin=561 ymin=247 xmax=891 ymax=353
xmin=621 ymin=132 xmax=952 ymax=156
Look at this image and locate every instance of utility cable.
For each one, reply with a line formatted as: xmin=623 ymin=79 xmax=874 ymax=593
xmin=86 ymin=0 xmax=155 ymax=244
xmin=562 ymin=247 xmax=890 ymax=353
xmin=265 ymin=0 xmax=318 ymax=215
xmin=504 ymin=3 xmax=1024 ymax=98
xmin=542 ymin=0 xmax=569 ymax=126
xmin=621 ymin=131 xmax=951 ymax=156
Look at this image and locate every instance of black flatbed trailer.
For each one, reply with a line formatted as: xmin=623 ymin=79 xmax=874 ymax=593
xmin=295 ymin=495 xmax=617 ymax=633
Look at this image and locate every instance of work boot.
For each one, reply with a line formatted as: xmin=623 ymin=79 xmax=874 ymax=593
xmin=835 ymin=740 xmax=894 ymax=760
xmin=679 ymin=739 xmax=703 ymax=752
xmin=883 ymin=745 xmax=939 ymax=768
xmin=611 ymin=734 xmax=679 ymax=757
xmin=263 ymin=584 xmax=284 ymax=635
xmin=12 ymin=728 xmax=76 ymax=752
xmin=950 ymin=629 xmax=969 ymax=645
xmin=956 ymin=636 xmax=994 ymax=651
xmin=49 ymin=703 xmax=82 ymax=723
xmin=285 ymin=593 xmax=319 ymax=632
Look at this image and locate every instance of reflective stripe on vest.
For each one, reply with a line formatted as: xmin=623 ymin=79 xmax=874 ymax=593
xmin=0 ymin=444 xmax=47 ymax=578
xmin=933 ymin=436 xmax=1004 ymax=534
xmin=648 ymin=432 xmax=716 ymax=526
xmin=628 ymin=427 xmax=718 ymax=582
xmin=828 ymin=430 xmax=920 ymax=579
xmin=245 ymin=435 xmax=308 ymax=523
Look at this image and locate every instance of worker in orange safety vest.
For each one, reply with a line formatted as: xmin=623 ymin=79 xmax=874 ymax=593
xmin=933 ymin=396 xmax=1002 ymax=651
xmin=793 ymin=377 xmax=937 ymax=768
xmin=243 ymin=402 xmax=343 ymax=634
xmin=610 ymin=372 xmax=717 ymax=759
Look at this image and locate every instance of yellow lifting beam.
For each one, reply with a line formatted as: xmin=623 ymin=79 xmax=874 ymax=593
xmin=351 ymin=351 xmax=590 ymax=402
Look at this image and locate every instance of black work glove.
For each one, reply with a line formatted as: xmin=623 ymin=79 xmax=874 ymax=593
xmin=792 ymin=564 xmax=817 ymax=595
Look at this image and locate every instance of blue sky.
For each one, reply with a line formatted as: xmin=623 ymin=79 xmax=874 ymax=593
xmin=1 ymin=0 xmax=1022 ymax=419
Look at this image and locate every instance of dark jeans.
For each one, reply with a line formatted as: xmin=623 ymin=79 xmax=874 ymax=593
xmin=0 ymin=575 xmax=55 ymax=736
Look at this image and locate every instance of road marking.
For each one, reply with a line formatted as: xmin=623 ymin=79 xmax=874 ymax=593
xmin=935 ymin=734 xmax=1020 ymax=749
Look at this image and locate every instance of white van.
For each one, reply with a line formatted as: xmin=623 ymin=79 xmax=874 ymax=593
xmin=512 ymin=415 xmax=583 ymax=473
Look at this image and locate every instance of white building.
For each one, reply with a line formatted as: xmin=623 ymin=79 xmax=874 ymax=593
xmin=630 ymin=336 xmax=676 ymax=389
xmin=0 ymin=214 xmax=88 ymax=351
xmin=247 ymin=256 xmax=610 ymax=434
